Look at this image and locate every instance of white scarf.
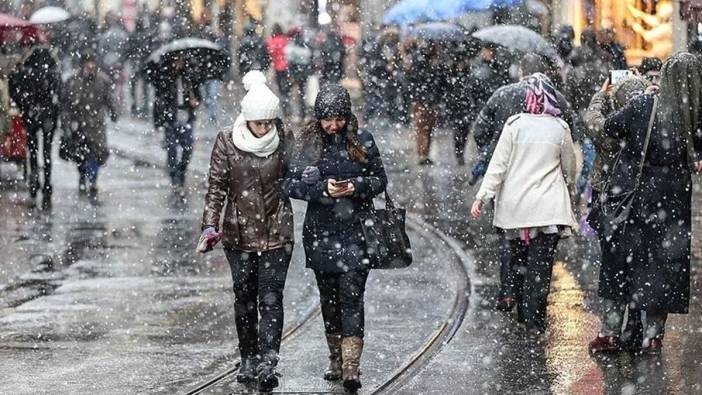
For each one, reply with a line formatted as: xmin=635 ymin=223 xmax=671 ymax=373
xmin=231 ymin=114 xmax=280 ymax=158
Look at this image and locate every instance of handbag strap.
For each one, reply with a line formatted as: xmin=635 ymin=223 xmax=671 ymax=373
xmin=384 ymin=190 xmax=395 ymax=210
xmin=632 ymin=95 xmax=658 ymax=190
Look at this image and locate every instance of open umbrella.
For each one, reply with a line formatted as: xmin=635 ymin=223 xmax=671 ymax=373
xmin=30 ymin=6 xmax=71 ymax=24
xmin=472 ymin=24 xmax=557 ymax=58
xmin=0 ymin=13 xmax=46 ymax=44
xmin=407 ymin=22 xmax=468 ymax=42
xmin=384 ymin=0 xmax=524 ymax=25
xmin=144 ymin=37 xmax=231 ymax=82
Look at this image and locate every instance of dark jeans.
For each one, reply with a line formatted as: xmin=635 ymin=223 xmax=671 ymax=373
xmin=164 ymin=122 xmax=193 ymax=186
xmin=225 ymin=246 xmax=292 ymax=358
xmin=315 ymin=269 xmax=369 ymax=338
xmin=24 ymin=116 xmax=56 ymax=198
xmin=508 ymin=234 xmax=559 ymax=332
xmin=77 ymin=151 xmax=100 ymax=186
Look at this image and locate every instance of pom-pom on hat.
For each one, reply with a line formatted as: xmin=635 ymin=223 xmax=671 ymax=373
xmin=240 ymin=70 xmax=281 ymax=121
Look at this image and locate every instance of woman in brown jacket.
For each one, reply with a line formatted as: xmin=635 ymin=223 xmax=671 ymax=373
xmin=199 ymin=71 xmax=294 ymax=390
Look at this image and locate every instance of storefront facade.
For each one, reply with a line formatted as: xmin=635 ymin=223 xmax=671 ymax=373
xmin=551 ymin=0 xmax=686 ymax=64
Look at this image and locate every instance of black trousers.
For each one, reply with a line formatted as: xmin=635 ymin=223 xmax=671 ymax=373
xmin=509 ymin=234 xmax=559 ymax=332
xmin=24 ymin=116 xmax=56 ymax=198
xmin=225 ymin=246 xmax=292 ymax=358
xmin=315 ymin=269 xmax=369 ymax=338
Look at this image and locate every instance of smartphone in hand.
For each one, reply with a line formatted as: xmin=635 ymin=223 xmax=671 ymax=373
xmin=609 ymin=69 xmax=632 ymax=85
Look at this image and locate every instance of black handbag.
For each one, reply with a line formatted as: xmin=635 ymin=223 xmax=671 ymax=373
xmin=596 ymin=96 xmax=657 ymax=237
xmin=360 ymin=190 xmax=413 ymax=269
xmin=58 ymin=131 xmax=78 ymax=163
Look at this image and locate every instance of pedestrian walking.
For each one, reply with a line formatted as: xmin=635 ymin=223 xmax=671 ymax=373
xmin=470 ymin=54 xmax=582 ymax=312
xmin=318 ymin=28 xmax=345 ymax=84
xmin=266 ymin=24 xmax=291 ymax=117
xmin=199 ymin=70 xmax=295 ymax=391
xmin=471 ymin=73 xmax=578 ymax=334
xmin=285 ymin=28 xmax=312 ymax=121
xmin=148 ymin=54 xmax=201 ymax=188
xmin=61 ymin=52 xmax=117 ymax=201
xmin=237 ymin=22 xmax=270 ymax=75
xmin=405 ymin=39 xmax=443 ymax=165
xmin=588 ymin=52 xmax=702 ymax=353
xmin=283 ymin=84 xmax=387 ymax=392
xmin=9 ymin=46 xmax=61 ymax=210
xmin=97 ymin=12 xmax=129 ymax=115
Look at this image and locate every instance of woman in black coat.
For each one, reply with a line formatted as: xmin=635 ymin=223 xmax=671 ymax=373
xmin=589 ymin=52 xmax=702 ymax=354
xmin=284 ymin=84 xmax=387 ymax=392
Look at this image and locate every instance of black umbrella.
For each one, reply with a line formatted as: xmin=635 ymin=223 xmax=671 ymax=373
xmin=144 ymin=37 xmax=231 ymax=82
xmin=472 ymin=24 xmax=558 ymax=59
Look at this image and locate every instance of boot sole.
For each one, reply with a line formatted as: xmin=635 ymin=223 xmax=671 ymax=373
xmin=323 ymin=372 xmax=342 ymax=381
xmin=343 ymin=378 xmax=361 ymax=393
xmin=236 ymin=375 xmax=256 ymax=383
xmin=259 ymin=375 xmax=279 ymax=391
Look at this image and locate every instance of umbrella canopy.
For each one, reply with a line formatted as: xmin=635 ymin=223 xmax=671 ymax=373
xmin=30 ymin=6 xmax=71 ymax=24
xmin=472 ymin=24 xmax=557 ymax=58
xmin=144 ymin=37 xmax=231 ymax=82
xmin=0 ymin=13 xmax=46 ymax=44
xmin=407 ymin=22 xmax=468 ymax=42
xmin=384 ymin=0 xmax=524 ymax=25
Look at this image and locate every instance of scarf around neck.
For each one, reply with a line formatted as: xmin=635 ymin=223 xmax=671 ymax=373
xmin=231 ymin=114 xmax=280 ymax=158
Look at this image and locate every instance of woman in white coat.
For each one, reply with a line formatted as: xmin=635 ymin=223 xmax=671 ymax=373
xmin=471 ymin=73 xmax=578 ymax=334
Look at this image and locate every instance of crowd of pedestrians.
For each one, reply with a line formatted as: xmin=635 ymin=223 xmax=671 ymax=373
xmin=2 ymin=6 xmax=701 ymax=391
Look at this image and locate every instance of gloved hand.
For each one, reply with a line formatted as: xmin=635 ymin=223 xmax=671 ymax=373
xmin=301 ymin=166 xmax=321 ymax=185
xmin=196 ymin=226 xmax=223 ymax=253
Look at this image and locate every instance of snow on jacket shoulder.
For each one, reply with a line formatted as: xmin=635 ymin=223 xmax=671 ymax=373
xmin=476 ymin=113 xmax=577 ymax=230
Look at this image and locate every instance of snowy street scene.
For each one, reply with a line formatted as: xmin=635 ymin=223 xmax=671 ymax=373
xmin=2 ymin=0 xmax=702 ymax=394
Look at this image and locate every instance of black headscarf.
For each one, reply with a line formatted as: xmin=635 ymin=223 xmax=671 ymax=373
xmin=656 ymin=52 xmax=702 ymax=166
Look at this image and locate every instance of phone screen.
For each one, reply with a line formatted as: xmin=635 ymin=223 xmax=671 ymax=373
xmin=610 ymin=69 xmax=632 ymax=85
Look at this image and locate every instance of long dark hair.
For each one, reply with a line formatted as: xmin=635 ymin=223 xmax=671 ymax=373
xmin=298 ymin=114 xmax=368 ymax=163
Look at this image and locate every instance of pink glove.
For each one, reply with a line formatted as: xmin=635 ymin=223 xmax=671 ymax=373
xmin=196 ymin=227 xmax=223 ymax=253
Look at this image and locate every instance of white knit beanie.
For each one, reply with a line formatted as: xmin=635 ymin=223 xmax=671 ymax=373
xmin=240 ymin=70 xmax=281 ymax=121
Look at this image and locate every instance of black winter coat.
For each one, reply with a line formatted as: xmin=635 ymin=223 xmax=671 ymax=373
xmin=600 ymin=94 xmax=699 ymax=313
xmin=283 ymin=119 xmax=387 ymax=273
xmin=9 ymin=47 xmax=61 ymax=125
xmin=149 ymin=71 xmax=202 ymax=128
xmin=472 ymin=79 xmax=583 ymax=151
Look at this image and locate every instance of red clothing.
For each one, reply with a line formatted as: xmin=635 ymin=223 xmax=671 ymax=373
xmin=266 ymin=35 xmax=289 ymax=72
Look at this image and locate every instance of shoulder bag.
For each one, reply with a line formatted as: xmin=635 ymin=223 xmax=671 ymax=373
xmin=360 ymin=190 xmax=413 ymax=269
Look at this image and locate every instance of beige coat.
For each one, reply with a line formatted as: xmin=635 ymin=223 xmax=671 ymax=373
xmin=476 ymin=113 xmax=577 ymax=230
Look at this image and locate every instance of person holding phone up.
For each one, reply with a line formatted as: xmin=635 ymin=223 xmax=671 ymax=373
xmin=199 ymin=71 xmax=295 ymax=390
xmin=283 ymin=84 xmax=387 ymax=393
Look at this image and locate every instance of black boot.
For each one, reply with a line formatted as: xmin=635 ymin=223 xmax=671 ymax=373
xmin=236 ymin=356 xmax=257 ymax=383
xmin=257 ymin=351 xmax=279 ymax=392
xmin=41 ymin=185 xmax=52 ymax=211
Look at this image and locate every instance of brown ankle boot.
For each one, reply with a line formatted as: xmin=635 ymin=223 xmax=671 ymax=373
xmin=323 ymin=333 xmax=342 ymax=381
xmin=341 ymin=336 xmax=363 ymax=392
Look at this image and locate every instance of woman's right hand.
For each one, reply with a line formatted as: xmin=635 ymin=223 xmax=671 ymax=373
xmin=196 ymin=226 xmax=223 ymax=253
xmin=471 ymin=200 xmax=484 ymax=220
xmin=327 ymin=179 xmax=354 ymax=198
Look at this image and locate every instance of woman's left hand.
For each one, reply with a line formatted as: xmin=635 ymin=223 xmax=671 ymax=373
xmin=471 ymin=200 xmax=484 ymax=220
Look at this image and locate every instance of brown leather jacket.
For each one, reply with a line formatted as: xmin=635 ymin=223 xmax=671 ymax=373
xmin=202 ymin=122 xmax=294 ymax=251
